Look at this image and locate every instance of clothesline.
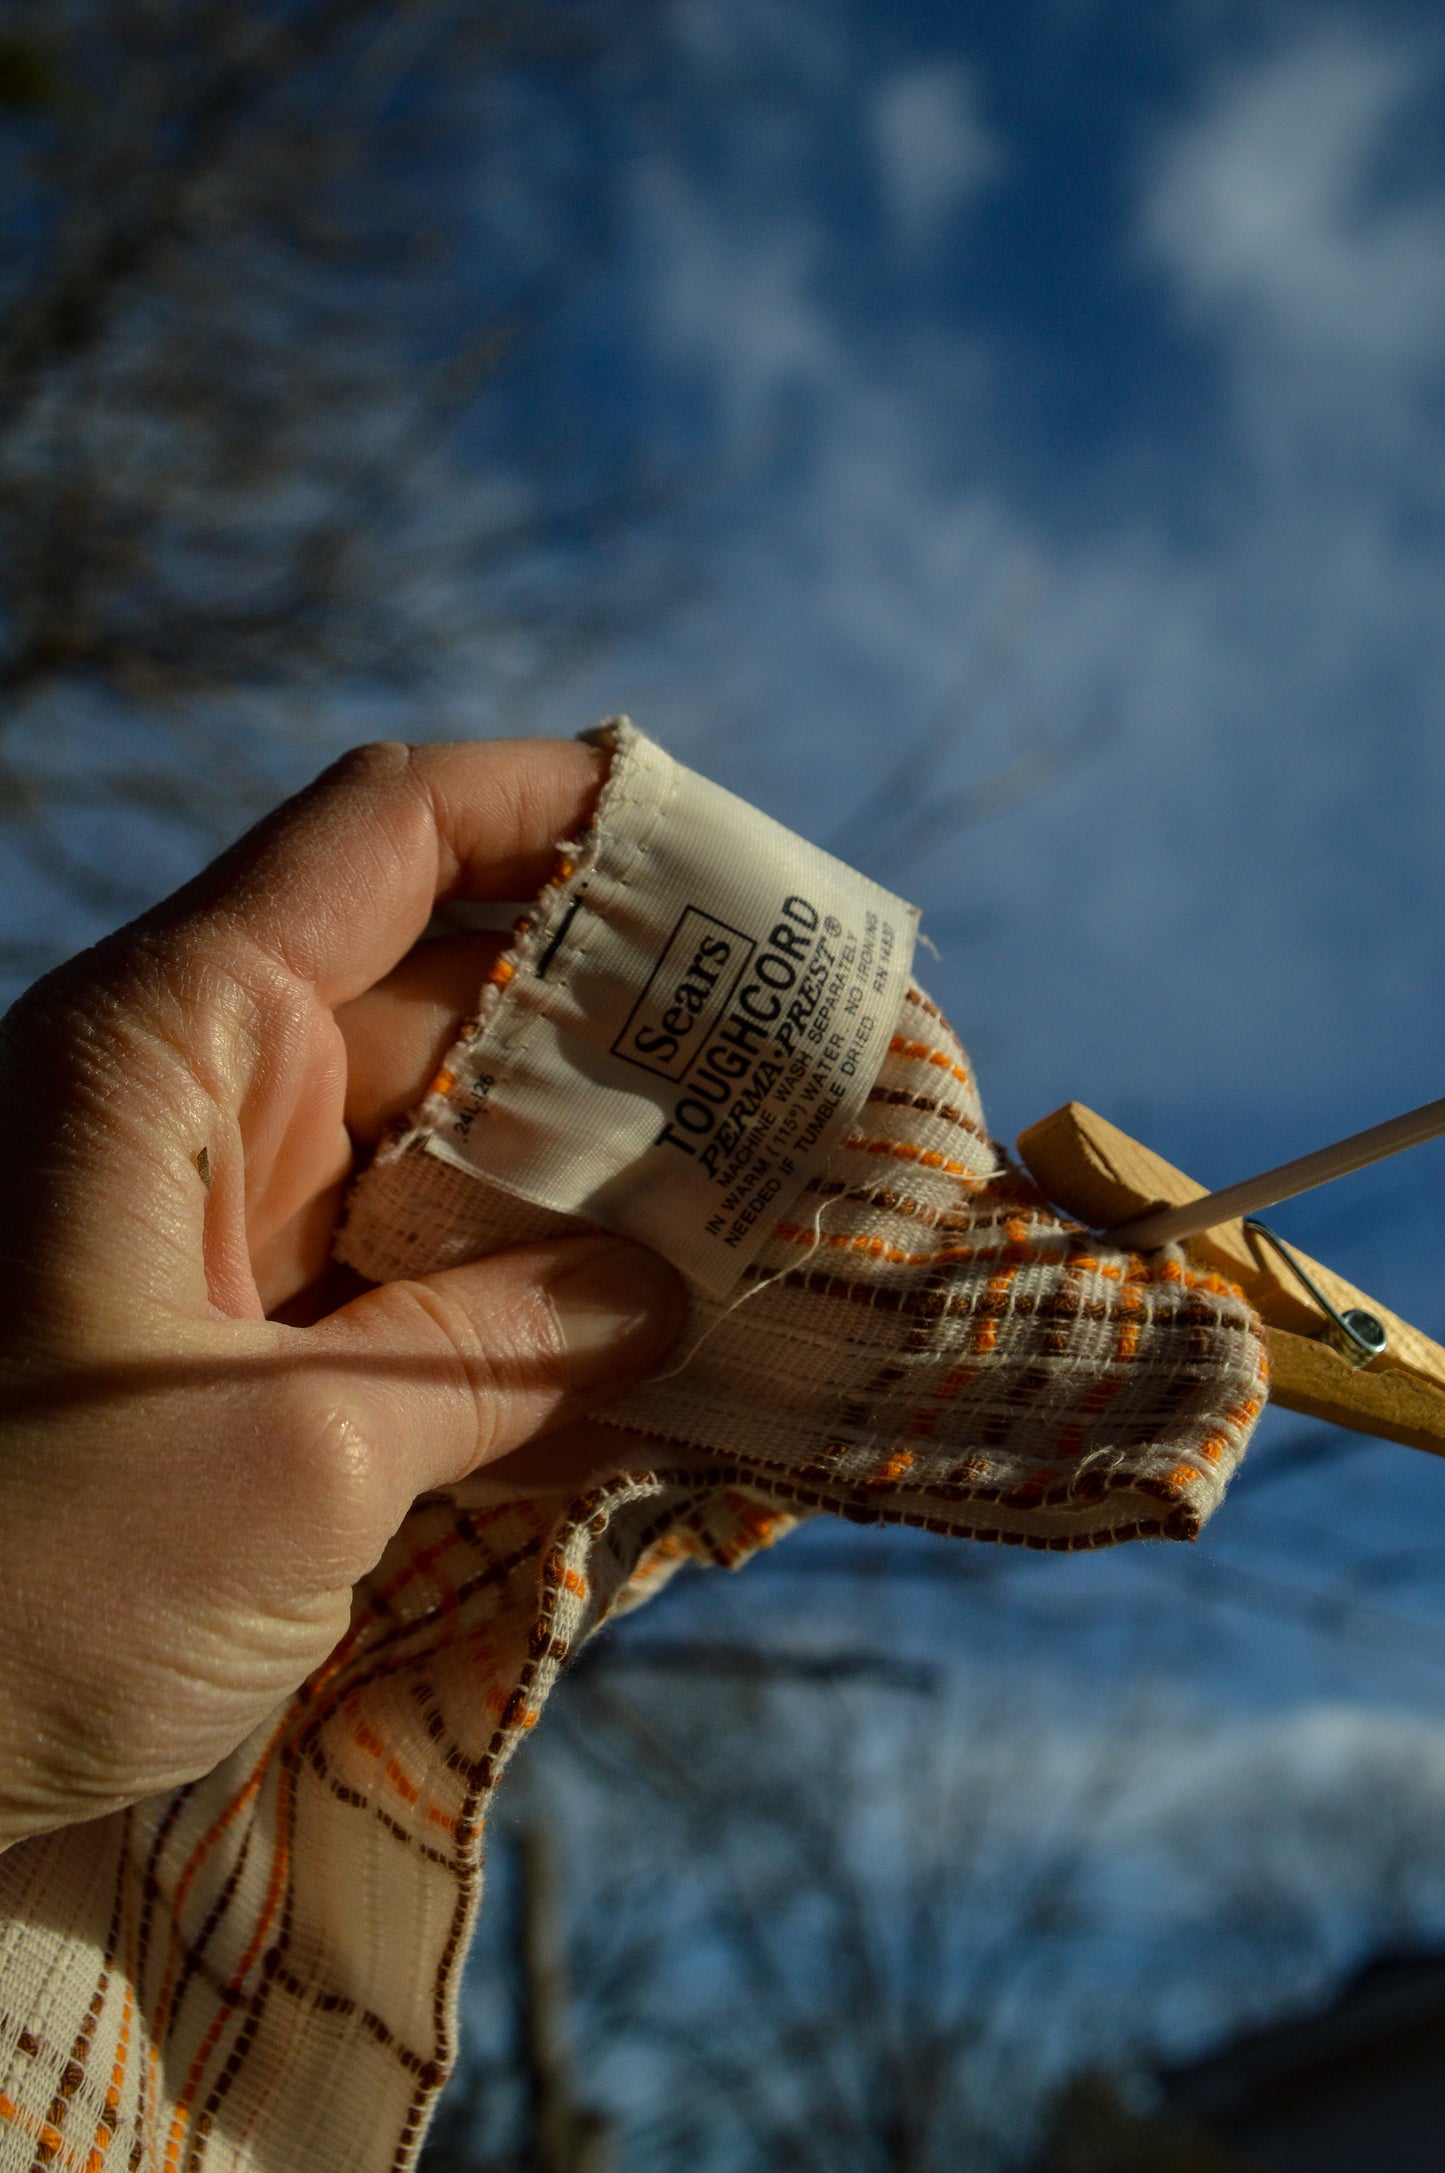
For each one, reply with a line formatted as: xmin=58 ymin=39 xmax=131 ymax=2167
xmin=1106 ymin=1094 xmax=1445 ymax=1250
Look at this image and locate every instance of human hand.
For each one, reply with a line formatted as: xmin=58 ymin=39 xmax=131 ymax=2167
xmin=0 ymin=741 xmax=685 ymax=1848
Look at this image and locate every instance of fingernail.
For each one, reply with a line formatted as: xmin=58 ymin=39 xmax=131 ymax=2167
xmin=545 ymin=1240 xmax=687 ymax=1394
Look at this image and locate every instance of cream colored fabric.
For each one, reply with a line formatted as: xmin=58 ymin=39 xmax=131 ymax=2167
xmin=413 ymin=718 xmax=918 ymax=1294
xmin=0 ymin=732 xmax=1267 ymax=2171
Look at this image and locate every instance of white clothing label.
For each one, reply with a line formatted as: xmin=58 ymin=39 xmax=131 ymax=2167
xmin=423 ymin=720 xmax=919 ymax=1295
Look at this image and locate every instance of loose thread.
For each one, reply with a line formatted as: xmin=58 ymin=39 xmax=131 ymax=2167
xmin=644 ymin=1192 xmax=846 ymax=1388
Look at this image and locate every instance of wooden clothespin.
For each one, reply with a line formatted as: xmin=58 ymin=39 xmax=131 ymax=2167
xmin=1016 ymin=1102 xmax=1445 ymax=1458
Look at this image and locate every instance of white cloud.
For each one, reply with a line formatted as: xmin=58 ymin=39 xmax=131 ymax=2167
xmin=870 ymin=61 xmax=1003 ymax=248
xmin=545 ymin=7 xmax=1445 ymax=1180
xmin=1144 ymin=26 xmax=1445 ymax=369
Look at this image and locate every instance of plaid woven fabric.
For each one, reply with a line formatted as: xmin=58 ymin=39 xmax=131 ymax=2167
xmin=0 ymin=971 xmax=1267 ymax=2169
xmin=345 ymin=982 xmax=1268 ymax=1550
xmin=0 ymin=1478 xmax=762 ymax=2173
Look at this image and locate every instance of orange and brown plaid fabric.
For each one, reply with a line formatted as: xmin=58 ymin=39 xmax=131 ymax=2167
xmin=346 ymin=981 xmax=1267 ymax=1550
xmin=0 ymin=972 xmax=1265 ymax=2171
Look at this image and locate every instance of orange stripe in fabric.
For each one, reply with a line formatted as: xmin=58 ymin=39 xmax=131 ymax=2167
xmin=305 ymin=1525 xmax=472 ymax=1711
xmin=842 ymin=1132 xmax=974 ymax=1178
xmin=162 ymin=1753 xmax=297 ymax=2170
xmin=0 ymin=2092 xmax=84 ymax=2170
xmin=168 ymin=1709 xmax=292 ymax=1931
xmin=886 ymin=1035 xmax=975 ymax=1089
xmin=143 ymin=1701 xmax=296 ymax=2122
xmin=85 ymin=1974 xmax=134 ymax=2167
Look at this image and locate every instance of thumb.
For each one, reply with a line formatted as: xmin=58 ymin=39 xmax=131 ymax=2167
xmin=303 ymin=1234 xmax=686 ymax=1515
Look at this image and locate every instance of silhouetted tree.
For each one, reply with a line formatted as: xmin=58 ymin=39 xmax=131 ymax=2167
xmin=0 ymin=0 xmax=671 ymax=977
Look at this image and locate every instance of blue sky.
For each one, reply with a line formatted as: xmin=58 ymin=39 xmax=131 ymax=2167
xmin=389 ymin=0 xmax=1445 ymax=2100
xmin=501 ymin=0 xmax=1445 ymax=1203
xmin=473 ymin=0 xmax=1445 ymax=2021
xmin=483 ymin=11 xmax=1445 ymax=1673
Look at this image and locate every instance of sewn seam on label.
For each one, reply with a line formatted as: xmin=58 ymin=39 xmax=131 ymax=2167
xmin=456 ymin=737 xmax=676 ymax=1128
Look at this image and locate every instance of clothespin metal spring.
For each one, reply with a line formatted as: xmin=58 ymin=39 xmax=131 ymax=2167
xmin=1242 ymin=1218 xmax=1388 ymax=1370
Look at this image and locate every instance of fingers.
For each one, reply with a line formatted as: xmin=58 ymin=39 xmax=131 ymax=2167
xmin=302 ymin=1235 xmax=685 ymax=1523
xmin=146 ymin=737 xmax=605 ymax=1008
xmin=335 ymin=933 xmax=504 ymax=1145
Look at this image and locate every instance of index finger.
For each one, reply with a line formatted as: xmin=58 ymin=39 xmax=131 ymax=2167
xmin=148 ymin=737 xmax=606 ymax=1007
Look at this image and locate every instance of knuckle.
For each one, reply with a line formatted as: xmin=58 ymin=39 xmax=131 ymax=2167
xmin=330 ymin=739 xmax=412 ymax=792
xmin=271 ymin=1377 xmax=392 ymax=1551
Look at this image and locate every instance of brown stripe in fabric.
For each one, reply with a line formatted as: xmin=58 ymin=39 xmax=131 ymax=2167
xmin=24 ymin=1829 xmax=128 ymax=2169
xmin=296 ymin=1733 xmax=455 ymax=1865
xmin=547 ymin=1451 xmax=1190 ymax=1551
xmin=739 ymin=1263 xmax=1260 ymax=1360
xmin=404 ymin=1781 xmax=489 ymax=2172
xmin=384 ymin=1763 xmax=517 ymax=2161
xmin=310 ymin=1526 xmax=546 ymax=1705
xmin=164 ymin=1813 xmax=263 ymax=2047
xmin=865 ymin=1083 xmax=988 ymax=1138
xmin=288 ymin=1535 xmax=547 ymax=1783
xmin=134 ymin=1780 xmax=199 ymax=2031
xmin=262 ymin=1954 xmax=437 ymax=2076
xmin=185 ymin=1742 xmax=303 ymax=2173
